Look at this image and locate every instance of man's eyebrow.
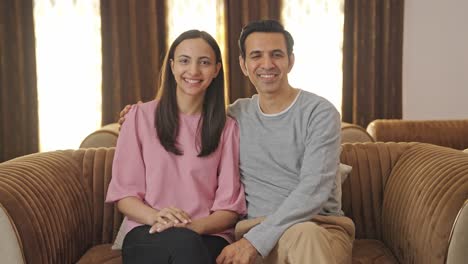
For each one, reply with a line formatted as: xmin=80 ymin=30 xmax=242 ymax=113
xmin=248 ymin=49 xmax=286 ymax=56
xmin=271 ymin=49 xmax=286 ymax=54
xmin=248 ymin=50 xmax=262 ymax=56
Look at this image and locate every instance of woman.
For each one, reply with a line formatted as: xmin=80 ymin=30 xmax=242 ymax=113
xmin=106 ymin=30 xmax=246 ymax=264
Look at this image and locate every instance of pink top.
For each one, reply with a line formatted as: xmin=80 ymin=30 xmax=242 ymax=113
xmin=106 ymin=100 xmax=246 ymax=242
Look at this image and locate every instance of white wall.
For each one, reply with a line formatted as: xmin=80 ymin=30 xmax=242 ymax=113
xmin=403 ymin=0 xmax=468 ymax=120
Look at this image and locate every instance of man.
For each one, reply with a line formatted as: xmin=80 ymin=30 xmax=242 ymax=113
xmin=215 ymin=20 xmax=354 ymax=264
xmin=120 ymin=20 xmax=354 ymax=264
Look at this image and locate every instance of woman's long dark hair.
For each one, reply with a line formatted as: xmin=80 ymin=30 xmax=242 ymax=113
xmin=155 ymin=30 xmax=226 ymax=157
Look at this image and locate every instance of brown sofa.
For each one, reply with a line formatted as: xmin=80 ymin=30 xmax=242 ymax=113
xmin=1 ymin=143 xmax=467 ymax=264
xmin=367 ymin=119 xmax=468 ymax=150
xmin=341 ymin=122 xmax=374 ymax=143
xmin=79 ymin=123 xmax=120 ymax=148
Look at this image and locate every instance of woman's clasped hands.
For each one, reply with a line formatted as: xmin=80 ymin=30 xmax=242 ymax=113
xmin=148 ymin=207 xmax=193 ymax=234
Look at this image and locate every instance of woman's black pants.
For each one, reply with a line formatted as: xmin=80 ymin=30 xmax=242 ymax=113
xmin=122 ymin=225 xmax=229 ymax=264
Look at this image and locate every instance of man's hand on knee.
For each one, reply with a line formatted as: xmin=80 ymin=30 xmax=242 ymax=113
xmin=216 ymin=238 xmax=258 ymax=264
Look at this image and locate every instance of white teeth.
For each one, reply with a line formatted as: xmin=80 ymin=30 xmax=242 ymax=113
xmin=260 ymin=74 xmax=275 ymax=78
xmin=185 ymin=79 xmax=201 ymax=83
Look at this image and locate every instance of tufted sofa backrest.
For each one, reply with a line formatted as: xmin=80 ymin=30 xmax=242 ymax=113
xmin=367 ymin=119 xmax=468 ymax=150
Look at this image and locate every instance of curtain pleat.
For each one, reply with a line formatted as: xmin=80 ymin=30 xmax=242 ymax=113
xmin=0 ymin=0 xmax=39 ymax=162
xmin=342 ymin=0 xmax=404 ymax=128
xmin=100 ymin=0 xmax=167 ymax=125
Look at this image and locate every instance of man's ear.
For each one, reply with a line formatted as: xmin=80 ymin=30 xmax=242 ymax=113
xmin=288 ymin=53 xmax=295 ymax=73
xmin=239 ymin=56 xmax=249 ymax=77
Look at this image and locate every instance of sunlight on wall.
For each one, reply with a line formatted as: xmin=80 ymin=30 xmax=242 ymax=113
xmin=282 ymin=0 xmax=344 ymax=113
xmin=34 ymin=0 xmax=102 ymax=152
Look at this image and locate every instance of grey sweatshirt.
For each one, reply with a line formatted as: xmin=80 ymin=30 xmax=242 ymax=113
xmin=228 ymin=90 xmax=341 ymax=257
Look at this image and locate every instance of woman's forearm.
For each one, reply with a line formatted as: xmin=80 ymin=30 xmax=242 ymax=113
xmin=117 ymin=196 xmax=159 ymax=225
xmin=118 ymin=198 xmax=238 ymax=235
xmin=188 ymin=210 xmax=239 ymax=235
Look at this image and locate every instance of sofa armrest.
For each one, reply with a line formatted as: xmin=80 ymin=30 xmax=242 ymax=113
xmin=0 ymin=204 xmax=24 ymax=264
xmin=446 ymin=200 xmax=468 ymax=264
xmin=382 ymin=144 xmax=468 ymax=263
xmin=0 ymin=150 xmax=94 ymax=264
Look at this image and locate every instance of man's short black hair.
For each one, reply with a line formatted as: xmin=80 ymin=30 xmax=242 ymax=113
xmin=238 ymin=19 xmax=294 ymax=59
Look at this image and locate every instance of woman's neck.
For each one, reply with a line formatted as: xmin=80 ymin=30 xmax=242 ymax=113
xmin=177 ymin=92 xmax=204 ymax=115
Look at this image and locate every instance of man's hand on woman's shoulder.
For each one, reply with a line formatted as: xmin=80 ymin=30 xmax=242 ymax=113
xmin=118 ymin=101 xmax=142 ymax=129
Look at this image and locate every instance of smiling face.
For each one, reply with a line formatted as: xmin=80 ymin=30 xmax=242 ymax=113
xmin=239 ymin=32 xmax=294 ymax=95
xmin=170 ymin=38 xmax=221 ymax=101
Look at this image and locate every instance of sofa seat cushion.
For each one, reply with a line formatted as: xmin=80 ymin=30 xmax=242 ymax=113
xmin=77 ymin=244 xmax=121 ymax=264
xmin=352 ymin=239 xmax=398 ymax=264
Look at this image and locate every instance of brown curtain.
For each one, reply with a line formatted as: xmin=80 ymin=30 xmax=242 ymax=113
xmin=101 ymin=0 xmax=167 ymax=125
xmin=223 ymin=0 xmax=282 ymax=103
xmin=342 ymin=0 xmax=405 ymax=128
xmin=0 ymin=0 xmax=39 ymax=162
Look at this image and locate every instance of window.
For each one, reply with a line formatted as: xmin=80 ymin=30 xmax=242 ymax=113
xmin=167 ymin=0 xmax=228 ymax=104
xmin=167 ymin=0 xmax=220 ymax=44
xmin=34 ymin=0 xmax=102 ymax=151
xmin=282 ymin=0 xmax=344 ymax=113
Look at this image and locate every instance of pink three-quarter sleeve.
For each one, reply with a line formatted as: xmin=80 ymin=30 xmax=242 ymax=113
xmin=210 ymin=118 xmax=247 ymax=216
xmin=106 ymin=106 xmax=146 ymax=203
